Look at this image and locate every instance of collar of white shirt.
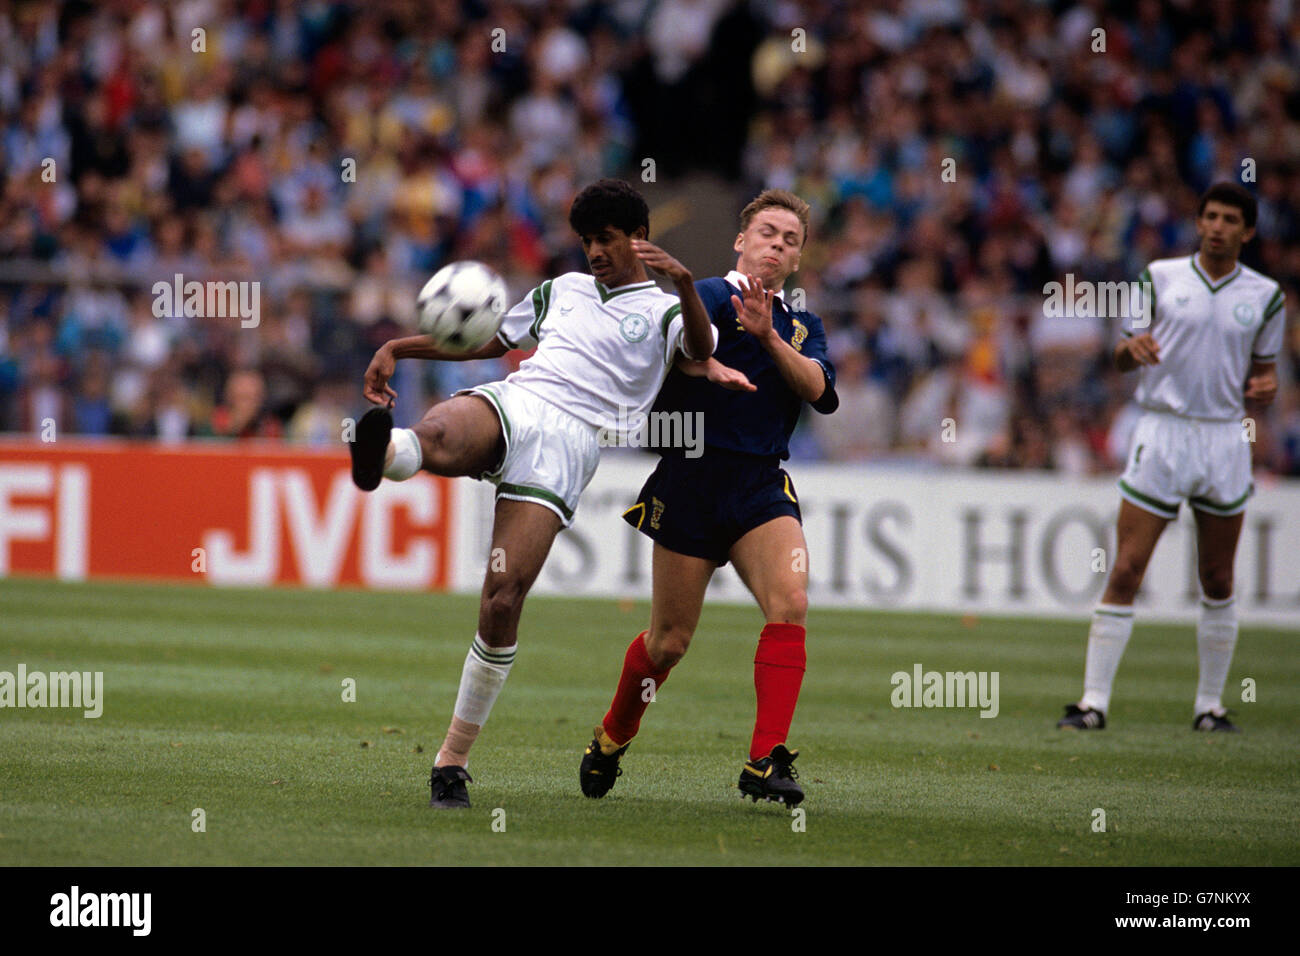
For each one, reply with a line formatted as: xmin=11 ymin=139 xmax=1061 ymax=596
xmin=725 ymin=269 xmax=786 ymax=302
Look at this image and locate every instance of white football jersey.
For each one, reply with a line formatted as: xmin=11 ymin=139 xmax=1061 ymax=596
xmin=495 ymin=272 xmax=715 ymax=434
xmin=1121 ymin=254 xmax=1285 ymax=421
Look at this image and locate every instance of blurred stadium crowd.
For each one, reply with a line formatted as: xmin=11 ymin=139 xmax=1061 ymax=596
xmin=2 ymin=0 xmax=1299 ymax=475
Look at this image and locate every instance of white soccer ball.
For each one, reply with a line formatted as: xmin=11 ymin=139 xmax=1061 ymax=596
xmin=416 ymin=261 xmax=508 ymax=353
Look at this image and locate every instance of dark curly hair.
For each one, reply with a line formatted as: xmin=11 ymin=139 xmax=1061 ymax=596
xmin=568 ymin=179 xmax=650 ymax=239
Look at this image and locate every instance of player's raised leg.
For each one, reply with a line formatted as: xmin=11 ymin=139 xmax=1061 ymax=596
xmin=351 ymin=394 xmax=504 ymax=491
xmin=1190 ymin=508 xmax=1245 ymax=731
xmin=430 ymin=498 xmax=563 ymax=808
xmin=1059 ymin=499 xmax=1170 ymax=729
xmin=580 ymin=543 xmax=715 ymax=797
xmin=730 ymin=514 xmax=808 ymax=805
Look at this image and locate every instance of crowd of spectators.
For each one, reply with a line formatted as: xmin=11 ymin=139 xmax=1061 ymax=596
xmin=2 ymin=0 xmax=1299 ymax=476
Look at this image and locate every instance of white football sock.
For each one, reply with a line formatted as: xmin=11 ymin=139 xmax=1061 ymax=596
xmin=1195 ymin=595 xmax=1237 ymax=717
xmin=382 ymin=427 xmax=422 ymax=480
xmin=1080 ymin=603 xmax=1135 ymax=713
xmin=453 ymin=634 xmax=516 ymax=726
xmin=435 ymin=635 xmax=517 ymax=769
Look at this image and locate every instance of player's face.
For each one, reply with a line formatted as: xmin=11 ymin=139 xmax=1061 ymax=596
xmin=1196 ymin=201 xmax=1255 ymax=260
xmin=581 ymin=225 xmax=644 ymax=287
xmin=734 ymin=208 xmax=804 ymax=290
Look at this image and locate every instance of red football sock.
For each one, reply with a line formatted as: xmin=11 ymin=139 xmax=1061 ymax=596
xmin=750 ymin=623 xmax=807 ymax=760
xmin=602 ymin=632 xmax=673 ymax=746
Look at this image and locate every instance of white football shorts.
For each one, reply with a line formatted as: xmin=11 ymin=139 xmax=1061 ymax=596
xmin=1118 ymin=409 xmax=1253 ymax=520
xmin=460 ymin=379 xmax=601 ymax=526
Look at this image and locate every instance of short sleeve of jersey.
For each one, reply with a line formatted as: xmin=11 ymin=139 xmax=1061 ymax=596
xmin=796 ymin=309 xmax=838 ymax=413
xmin=663 ymin=299 xmax=719 ymax=364
xmin=1254 ymin=283 xmax=1286 ymax=361
xmin=496 ymin=277 xmax=556 ymax=351
xmin=1121 ymin=266 xmax=1158 ymax=338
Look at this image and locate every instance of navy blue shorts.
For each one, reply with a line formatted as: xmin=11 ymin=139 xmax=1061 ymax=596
xmin=622 ymin=449 xmax=802 ymax=565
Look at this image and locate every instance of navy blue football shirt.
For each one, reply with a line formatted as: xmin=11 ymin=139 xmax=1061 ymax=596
xmin=652 ymin=271 xmax=838 ymax=459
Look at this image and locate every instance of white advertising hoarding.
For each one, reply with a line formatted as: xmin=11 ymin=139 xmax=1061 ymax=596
xmin=453 ymin=453 xmax=1300 ymax=628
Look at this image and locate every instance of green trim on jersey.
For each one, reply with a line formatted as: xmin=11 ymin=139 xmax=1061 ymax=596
xmin=594 ymin=278 xmax=656 ymax=303
xmin=497 ymin=482 xmax=574 ymax=520
xmin=1189 ymin=254 xmax=1241 ymax=293
xmin=529 ymin=279 xmax=554 ymax=341
xmin=1139 ymin=267 xmax=1155 ymax=324
xmin=660 ymin=302 xmax=682 ymax=338
xmin=1262 ymin=285 xmax=1285 ymax=320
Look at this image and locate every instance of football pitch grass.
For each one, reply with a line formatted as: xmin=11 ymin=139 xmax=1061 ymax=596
xmin=2 ymin=577 xmax=1296 ymax=867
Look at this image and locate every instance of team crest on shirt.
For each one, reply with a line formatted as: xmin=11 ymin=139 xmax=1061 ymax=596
xmin=1233 ymin=302 xmax=1256 ymax=327
xmin=619 ymin=313 xmax=650 ymax=343
xmin=791 ymin=318 xmax=808 ymax=351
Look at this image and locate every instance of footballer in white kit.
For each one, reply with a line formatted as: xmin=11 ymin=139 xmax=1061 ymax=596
xmin=347 ymin=180 xmax=742 ymax=808
xmin=463 ymin=270 xmax=702 ymax=524
xmin=1059 ymin=183 xmax=1285 ymax=734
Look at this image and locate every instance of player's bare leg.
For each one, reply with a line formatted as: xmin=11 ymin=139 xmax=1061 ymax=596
xmin=581 ymin=544 xmax=714 ymax=797
xmin=1060 ymin=500 xmax=1170 ymax=728
xmin=730 ymin=516 xmax=808 ymax=804
xmin=431 ymin=498 xmax=562 ymax=807
xmin=643 ymin=545 xmax=716 ymax=669
xmin=350 ymin=394 xmax=503 ymax=491
xmin=1190 ymin=509 xmax=1245 ymax=730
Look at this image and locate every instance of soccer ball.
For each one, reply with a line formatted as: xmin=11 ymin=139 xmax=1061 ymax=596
xmin=416 ymin=261 xmax=508 ymax=353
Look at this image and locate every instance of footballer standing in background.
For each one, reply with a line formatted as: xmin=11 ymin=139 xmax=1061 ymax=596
xmin=352 ymin=179 xmax=725 ymax=808
xmin=580 ymin=189 xmax=838 ymax=805
xmin=1058 ymin=182 xmax=1285 ymax=733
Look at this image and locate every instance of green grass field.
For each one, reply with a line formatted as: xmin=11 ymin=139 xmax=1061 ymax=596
xmin=2 ymin=577 xmax=1296 ymax=866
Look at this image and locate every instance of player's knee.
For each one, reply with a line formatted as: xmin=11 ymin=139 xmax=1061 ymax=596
xmin=413 ymin=417 xmax=450 ymax=471
xmin=481 ymin=577 xmax=526 ymax=628
xmin=647 ymin=625 xmax=692 ymax=669
xmin=1199 ymin=567 xmax=1234 ymax=601
xmin=1108 ymin=555 xmax=1147 ymax=601
xmin=766 ymin=585 xmax=807 ymax=625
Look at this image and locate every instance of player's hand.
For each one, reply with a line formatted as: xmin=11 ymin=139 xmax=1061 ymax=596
xmin=363 ymin=344 xmax=398 ymax=406
xmin=705 ymin=358 xmax=757 ymax=392
xmin=1124 ymin=333 xmax=1161 ymax=366
xmin=632 ymin=239 xmax=692 ymax=284
xmin=731 ymin=273 xmax=775 ymax=343
xmin=1245 ymin=366 xmax=1278 ymax=405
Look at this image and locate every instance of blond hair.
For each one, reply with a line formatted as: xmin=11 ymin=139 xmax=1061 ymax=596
xmin=739 ymin=189 xmax=811 ymax=246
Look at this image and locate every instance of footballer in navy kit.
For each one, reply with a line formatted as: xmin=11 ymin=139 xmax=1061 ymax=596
xmin=580 ymin=189 xmax=838 ymax=806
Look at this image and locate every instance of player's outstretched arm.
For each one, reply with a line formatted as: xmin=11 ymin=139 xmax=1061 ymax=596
xmin=731 ymin=273 xmax=827 ymax=403
xmin=1114 ymin=333 xmax=1160 ymax=372
xmin=675 ymin=356 xmax=757 ymax=391
xmin=362 ymin=336 xmax=509 ymax=405
xmin=632 ymin=239 xmax=715 ymax=360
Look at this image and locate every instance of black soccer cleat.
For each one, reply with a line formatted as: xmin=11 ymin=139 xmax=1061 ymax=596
xmin=1057 ymin=703 xmax=1106 ymax=730
xmin=1193 ymin=711 xmax=1241 ymax=733
xmin=429 ymin=764 xmax=472 ymax=809
xmin=738 ymin=744 xmax=804 ymax=807
xmin=580 ymin=726 xmax=629 ymax=798
xmin=350 ymin=406 xmax=392 ymax=492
